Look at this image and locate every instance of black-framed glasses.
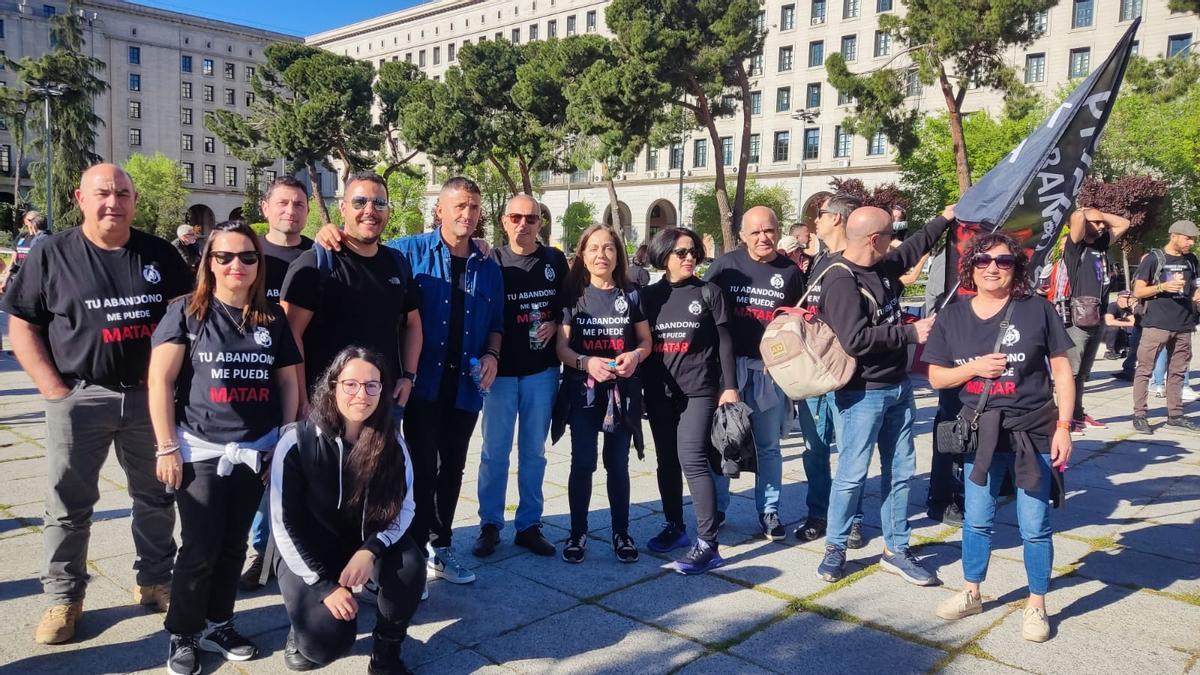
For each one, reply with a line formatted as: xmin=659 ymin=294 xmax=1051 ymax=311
xmin=506 ymin=213 xmax=539 ymax=224
xmin=671 ymin=247 xmax=700 ymax=260
xmin=339 ymin=379 xmax=383 ymax=397
xmin=973 ymin=254 xmax=1017 ymax=270
xmin=349 ymin=196 xmax=390 ymax=211
xmin=211 ymin=251 xmax=260 ymax=265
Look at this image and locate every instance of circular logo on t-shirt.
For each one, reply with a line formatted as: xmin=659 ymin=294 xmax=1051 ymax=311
xmin=254 ymin=326 xmax=272 ymax=348
xmin=770 ymin=273 xmax=784 ymax=289
xmin=544 ymin=264 xmax=556 ymax=282
xmin=614 ymin=295 xmax=628 ymax=314
xmin=688 ymin=300 xmax=702 ymax=316
xmin=142 ymin=264 xmax=161 ymax=285
xmin=1001 ymin=325 xmax=1021 ymax=348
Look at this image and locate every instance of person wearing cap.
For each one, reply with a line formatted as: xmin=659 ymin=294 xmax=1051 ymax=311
xmin=1130 ymin=220 xmax=1200 ymax=433
xmin=1102 ymin=291 xmax=1136 ymax=361
xmin=776 ymin=235 xmax=811 ymax=273
xmin=172 ymin=224 xmax=202 ymax=276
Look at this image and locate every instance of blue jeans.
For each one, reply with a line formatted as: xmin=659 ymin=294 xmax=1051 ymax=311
xmin=713 ymin=379 xmax=786 ymax=516
xmin=249 ymin=491 xmax=270 ymax=553
xmin=963 ymin=452 xmax=1054 ymax=596
xmin=827 ymin=379 xmax=916 ymax=552
xmin=795 ymin=392 xmax=862 ymax=523
xmin=478 ymin=367 xmax=559 ymax=532
xmin=1153 ymin=347 xmax=1192 ymax=388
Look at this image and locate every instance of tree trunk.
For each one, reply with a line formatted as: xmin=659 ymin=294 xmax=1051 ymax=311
xmin=732 ymin=64 xmax=754 ymax=238
xmin=11 ymin=130 xmax=25 ymax=224
xmin=1122 ymin=249 xmax=1131 ymax=291
xmin=937 ymin=64 xmax=972 ymax=195
xmin=605 ymin=169 xmax=622 ymax=240
xmin=487 ymin=154 xmax=520 ymax=195
xmin=306 ymin=160 xmax=332 ymax=224
xmin=695 ymin=101 xmax=735 ymax=252
xmin=517 ymin=154 xmax=532 ymax=195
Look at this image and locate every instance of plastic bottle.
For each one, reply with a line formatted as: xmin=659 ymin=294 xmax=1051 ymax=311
xmin=469 ymin=357 xmax=489 ymax=397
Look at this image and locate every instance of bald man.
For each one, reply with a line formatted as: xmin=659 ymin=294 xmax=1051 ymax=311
xmin=2 ymin=163 xmax=192 ymax=644
xmin=814 ymin=203 xmax=954 ymax=588
xmin=704 ymin=206 xmax=805 ymax=541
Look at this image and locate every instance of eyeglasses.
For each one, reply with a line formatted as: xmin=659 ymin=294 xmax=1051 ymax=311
xmin=506 ymin=213 xmax=539 ymax=224
xmin=211 ymin=251 xmax=260 ymax=265
xmin=349 ymin=196 xmax=390 ymax=211
xmin=339 ymin=379 xmax=383 ymax=397
xmin=972 ymin=254 xmax=1017 ymax=270
xmin=818 ymin=208 xmax=835 ymax=216
xmin=671 ymin=247 xmax=700 ymax=260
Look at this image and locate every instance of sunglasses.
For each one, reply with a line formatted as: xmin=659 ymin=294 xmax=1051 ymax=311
xmin=349 ymin=196 xmax=390 ymax=211
xmin=506 ymin=213 xmax=539 ymax=224
xmin=972 ymin=254 xmax=1017 ymax=270
xmin=211 ymin=251 xmax=260 ymax=265
xmin=671 ymin=247 xmax=700 ymax=260
xmin=339 ymin=379 xmax=383 ymax=397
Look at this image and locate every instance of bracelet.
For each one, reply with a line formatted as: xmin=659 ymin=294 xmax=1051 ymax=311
xmin=155 ymin=446 xmax=180 ymax=457
xmin=485 ymin=348 xmax=500 ymax=361
xmin=1055 ymin=420 xmax=1072 ymax=431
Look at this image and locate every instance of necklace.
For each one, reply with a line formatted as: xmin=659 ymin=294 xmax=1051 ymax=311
xmin=215 ymin=298 xmax=247 ymax=335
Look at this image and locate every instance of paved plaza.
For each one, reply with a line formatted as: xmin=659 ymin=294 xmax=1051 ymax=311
xmin=0 ymin=333 xmax=1197 ymax=674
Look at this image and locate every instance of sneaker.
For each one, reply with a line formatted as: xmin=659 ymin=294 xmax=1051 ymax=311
xmin=1082 ymin=415 xmax=1107 ymax=430
xmin=34 ymin=601 xmax=82 ymax=645
xmin=368 ymin=636 xmax=412 ymax=675
xmin=284 ymin=629 xmax=318 ymax=671
xmin=793 ymin=517 xmax=827 ymax=542
xmin=562 ymin=533 xmax=587 ymax=564
xmin=1153 ymin=384 xmax=1165 ymax=398
xmin=1132 ymin=416 xmax=1153 ymax=434
xmin=936 ymin=589 xmax=983 ymax=620
xmin=880 ymin=549 xmax=939 ymax=587
xmin=846 ymin=521 xmax=867 ymax=549
xmin=714 ymin=511 xmax=726 ymax=531
xmin=427 ymin=546 xmax=476 ymax=584
xmin=472 ymin=524 xmax=501 ymax=558
xmin=238 ymin=553 xmax=270 ymax=591
xmin=359 ymin=579 xmax=379 ymax=606
xmin=647 ymin=522 xmax=690 ymax=553
xmin=167 ymin=634 xmax=201 ymax=675
xmin=675 ymin=540 xmax=724 ymax=575
xmin=1184 ymin=388 xmax=1200 ymax=403
xmin=759 ymin=512 xmax=785 ymax=542
xmin=134 ymin=582 xmax=171 ymax=612
xmin=1103 ymin=350 xmax=1120 ymax=360
xmin=613 ymin=532 xmax=639 ymax=563
xmin=199 ymin=620 xmax=257 ymax=661
xmin=817 ymin=544 xmax=847 ymax=582
xmin=1022 ymin=606 xmax=1051 ymax=642
xmin=1165 ymin=416 xmax=1200 ymax=431
xmin=514 ymin=525 xmax=556 ymax=556
xmin=940 ymin=503 xmax=964 ymax=528
xmin=1069 ymin=420 xmax=1085 ymax=436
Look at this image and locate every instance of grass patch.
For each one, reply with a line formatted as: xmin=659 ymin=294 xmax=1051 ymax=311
xmin=1059 ymin=533 xmax=1118 ymax=552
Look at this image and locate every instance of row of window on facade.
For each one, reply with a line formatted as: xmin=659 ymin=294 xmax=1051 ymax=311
xmin=1021 ymin=32 xmax=1192 ymax=84
xmin=750 ymin=31 xmax=894 ymax=76
xmin=176 ymin=161 xmax=251 ymax=188
xmin=765 ymin=0 xmax=894 ymax=31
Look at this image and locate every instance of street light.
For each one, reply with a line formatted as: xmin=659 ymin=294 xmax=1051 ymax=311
xmin=28 ymin=80 xmax=68 ymax=228
xmin=790 ymin=108 xmax=819 ymax=223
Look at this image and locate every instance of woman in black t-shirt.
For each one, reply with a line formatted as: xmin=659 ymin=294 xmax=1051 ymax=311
xmin=921 ymin=231 xmax=1073 ymax=643
xmin=554 ymin=224 xmax=651 ymax=565
xmin=148 ymin=221 xmax=301 ymax=673
xmin=640 ymin=227 xmax=738 ymax=575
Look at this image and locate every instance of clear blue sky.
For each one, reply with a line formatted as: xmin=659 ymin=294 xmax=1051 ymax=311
xmin=131 ymin=0 xmax=424 ymax=37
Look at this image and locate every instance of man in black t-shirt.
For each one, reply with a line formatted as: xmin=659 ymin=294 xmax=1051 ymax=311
xmin=1102 ymin=291 xmax=1136 ymax=360
xmin=1 ymin=164 xmax=192 ymax=644
xmin=1130 ymin=220 xmax=1200 ymax=433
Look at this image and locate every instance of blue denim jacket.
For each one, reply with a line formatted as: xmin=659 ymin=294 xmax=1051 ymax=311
xmin=388 ymin=229 xmax=504 ymax=412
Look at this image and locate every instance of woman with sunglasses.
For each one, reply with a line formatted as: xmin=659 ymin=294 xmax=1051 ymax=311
xmin=271 ymin=347 xmax=422 ymax=674
xmin=553 ymin=223 xmax=652 ymax=564
xmin=640 ymin=227 xmax=738 ymax=574
xmin=149 ymin=221 xmax=301 ymax=674
xmin=921 ymin=231 xmax=1074 ymax=643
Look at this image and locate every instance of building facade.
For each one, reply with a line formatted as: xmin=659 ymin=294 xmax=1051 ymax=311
xmin=0 ymin=0 xmax=296 ymax=232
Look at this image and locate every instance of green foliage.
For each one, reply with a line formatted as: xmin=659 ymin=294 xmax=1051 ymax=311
xmin=241 ymin=177 xmax=264 ymax=225
xmin=304 ymin=196 xmax=341 ymax=237
xmin=1168 ymin=0 xmax=1199 ymax=12
xmin=382 ymin=169 xmax=428 ymax=241
xmin=0 ymin=203 xmax=15 ymax=240
xmin=688 ymin=179 xmax=794 ymax=245
xmin=205 ymin=109 xmax=271 ymax=225
xmin=122 ymin=153 xmax=188 ymax=239
xmin=561 ymin=201 xmax=597 ymax=251
xmin=249 ymin=222 xmax=269 ymax=236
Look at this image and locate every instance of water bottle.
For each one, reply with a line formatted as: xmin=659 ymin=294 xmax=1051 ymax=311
xmin=528 ymin=318 xmax=544 ymax=351
xmin=469 ymin=357 xmax=489 ymax=397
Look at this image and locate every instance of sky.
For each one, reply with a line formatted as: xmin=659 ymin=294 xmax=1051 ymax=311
xmin=131 ymin=0 xmax=425 ymax=37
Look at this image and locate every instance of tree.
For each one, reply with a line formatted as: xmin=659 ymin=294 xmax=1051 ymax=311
xmin=1169 ymin=0 xmax=1199 ymax=12
xmin=688 ymin=178 xmax=794 ymax=246
xmin=382 ymin=167 xmax=428 ymax=240
xmin=561 ymin=201 xmax=597 ymax=251
xmin=0 ymin=87 xmax=35 ymax=228
xmin=205 ymin=110 xmax=272 ymax=225
xmin=122 ymin=153 xmax=188 ymax=239
xmin=606 ymin=0 xmax=763 ymax=252
xmin=374 ymin=60 xmax=427 ymax=178
xmin=826 ymin=0 xmax=1053 ymax=195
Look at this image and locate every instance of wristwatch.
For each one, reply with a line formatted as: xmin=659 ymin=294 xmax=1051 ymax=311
xmin=575 ymin=354 xmax=585 ymax=371
xmin=401 ymin=371 xmax=417 ymax=384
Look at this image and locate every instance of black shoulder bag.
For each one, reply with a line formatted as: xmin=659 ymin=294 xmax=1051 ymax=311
xmin=935 ymin=301 xmax=1016 ymax=455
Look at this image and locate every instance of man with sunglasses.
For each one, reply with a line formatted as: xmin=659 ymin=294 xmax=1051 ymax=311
xmin=2 ymin=164 xmax=193 ymax=644
xmin=473 ymin=194 xmax=566 ymax=559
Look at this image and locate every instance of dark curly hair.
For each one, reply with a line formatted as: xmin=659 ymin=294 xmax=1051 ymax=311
xmin=957 ymin=231 xmax=1032 ymax=298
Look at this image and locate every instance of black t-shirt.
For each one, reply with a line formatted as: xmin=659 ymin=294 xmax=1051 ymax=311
xmin=1135 ymin=251 xmax=1199 ymax=333
xmin=495 ymin=244 xmax=568 ymax=377
xmin=922 ymin=296 xmax=1073 ymax=414
xmin=563 ymin=286 xmax=645 ymax=364
xmin=641 ymin=277 xmax=729 ymax=397
xmin=1064 ymin=231 xmax=1111 ymax=303
xmin=281 ymin=247 xmax=420 ymax=390
xmin=261 ymin=235 xmax=314 ymax=303
xmin=1105 ymin=301 xmax=1134 ymax=324
xmin=628 ymin=264 xmax=651 ymax=288
xmin=152 ymin=297 xmax=302 ymax=442
xmin=1 ymin=227 xmax=192 ymax=387
xmin=704 ymin=248 xmax=804 ymax=358
xmin=440 ymin=255 xmax=469 ymax=399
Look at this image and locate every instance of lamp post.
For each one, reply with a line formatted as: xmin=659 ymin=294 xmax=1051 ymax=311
xmin=790 ymin=108 xmax=819 ymax=223
xmin=677 ymin=105 xmax=686 ymax=223
xmin=28 ymin=81 xmax=68 ymax=228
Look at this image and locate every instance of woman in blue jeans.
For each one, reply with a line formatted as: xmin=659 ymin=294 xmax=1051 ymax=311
xmin=553 ymin=224 xmax=651 ymax=564
xmin=922 ymin=231 xmax=1074 ymax=643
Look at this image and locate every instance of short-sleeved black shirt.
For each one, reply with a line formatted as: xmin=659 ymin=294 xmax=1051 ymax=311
xmin=1135 ymin=251 xmax=1199 ymax=333
xmin=261 ymin=235 xmax=314 ymax=303
xmin=563 ymin=286 xmax=645 ymax=363
xmin=641 ymin=277 xmax=729 ymax=397
xmin=1064 ymin=231 xmax=1111 ymax=304
xmin=495 ymin=244 xmax=568 ymax=377
xmin=704 ymin=248 xmax=805 ymax=358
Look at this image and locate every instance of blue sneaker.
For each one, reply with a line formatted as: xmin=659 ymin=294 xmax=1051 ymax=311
xmin=647 ymin=522 xmax=690 ymax=553
xmin=880 ymin=549 xmax=939 ymax=586
xmin=675 ymin=540 xmax=724 ymax=575
xmin=817 ymin=544 xmax=847 ymax=582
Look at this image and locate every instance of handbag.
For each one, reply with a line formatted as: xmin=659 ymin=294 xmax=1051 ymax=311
xmin=936 ymin=301 xmax=1016 ymax=456
xmin=1069 ymin=296 xmax=1102 ymax=328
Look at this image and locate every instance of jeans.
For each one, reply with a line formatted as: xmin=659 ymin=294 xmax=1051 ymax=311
xmin=927 ymin=388 xmax=964 ymax=511
xmin=249 ymin=492 xmax=270 ymax=553
xmin=566 ymin=384 xmax=632 ymax=536
xmin=1152 ymin=345 xmax=1193 ymax=388
xmin=963 ymin=452 xmax=1053 ymax=596
xmin=404 ymin=398 xmax=480 ymax=549
xmin=827 ymin=379 xmax=916 ymax=553
xmin=794 ymin=391 xmax=862 ymax=523
xmin=1066 ymin=324 xmax=1103 ymax=419
xmin=477 ymin=367 xmax=559 ymax=533
xmin=713 ymin=378 xmax=786 ymax=516
xmin=1121 ymin=325 xmax=1141 ymax=375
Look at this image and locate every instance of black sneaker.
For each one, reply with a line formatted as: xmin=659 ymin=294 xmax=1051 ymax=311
xmin=514 ymin=525 xmax=555 ymax=556
xmin=368 ymin=635 xmax=413 ymax=675
xmin=793 ymin=517 xmax=827 ymax=542
xmin=167 ymin=634 xmax=201 ymax=675
xmin=284 ymin=629 xmax=318 ymax=671
xmin=613 ymin=532 xmax=639 ymax=563
xmin=675 ymin=539 xmax=724 ymax=575
xmin=472 ymin=524 xmax=501 ymax=558
xmin=1112 ymin=370 xmax=1134 ymax=381
xmin=759 ymin=512 xmax=785 ymax=542
xmin=562 ymin=533 xmax=587 ymax=564
xmin=1132 ymin=416 xmax=1153 ymax=434
xmin=238 ymin=553 xmax=269 ymax=591
xmin=846 ymin=521 xmax=866 ymax=549
xmin=647 ymin=522 xmax=690 ymax=553
xmin=1166 ymin=416 xmax=1200 ymax=431
xmin=199 ymin=620 xmax=257 ymax=661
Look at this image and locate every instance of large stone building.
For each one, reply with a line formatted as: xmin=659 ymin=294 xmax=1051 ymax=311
xmin=308 ymin=0 xmax=1198 ymax=247
xmin=0 ymin=0 xmax=297 ymax=231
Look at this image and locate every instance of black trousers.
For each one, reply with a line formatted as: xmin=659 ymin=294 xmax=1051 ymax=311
xmin=164 ymin=459 xmax=263 ymax=635
xmin=646 ymin=393 xmax=720 ymax=543
xmin=927 ymin=388 xmax=964 ymax=511
xmin=1102 ymin=325 xmax=1130 ymax=354
xmin=276 ymin=534 xmax=425 ymax=666
xmin=404 ymin=398 xmax=479 ymax=549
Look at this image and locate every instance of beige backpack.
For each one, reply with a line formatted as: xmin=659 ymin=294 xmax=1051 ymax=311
xmin=759 ymin=262 xmax=877 ymax=400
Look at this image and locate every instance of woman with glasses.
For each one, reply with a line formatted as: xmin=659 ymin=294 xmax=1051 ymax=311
xmin=149 ymin=221 xmax=301 ymax=674
xmin=922 ymin=231 xmax=1074 ymax=643
xmin=271 ymin=347 xmax=422 ymax=674
xmin=553 ymin=224 xmax=652 ymax=564
xmin=640 ymin=227 xmax=738 ymax=574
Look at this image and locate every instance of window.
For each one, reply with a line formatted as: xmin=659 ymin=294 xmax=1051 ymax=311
xmin=874 ymin=30 xmax=891 ymax=57
xmin=265 ymin=170 xmax=277 ymax=183
xmin=433 ymin=46 xmax=441 ymax=64
xmin=202 ymin=58 xmax=214 ymax=76
xmin=1025 ymin=53 xmax=1046 ymax=83
xmin=838 ymin=89 xmax=852 ymax=106
xmin=693 ymin=138 xmax=708 ymax=168
xmin=776 ymin=86 xmax=791 ymax=112
xmin=129 ymin=128 xmax=141 ymax=146
xmin=754 ymin=11 xmax=766 ymax=34
xmin=806 ymin=83 xmax=821 ymax=108
xmin=224 ymin=62 xmax=235 ymax=79
xmin=529 ymin=23 xmax=538 ymax=40
xmin=905 ymin=69 xmax=922 ymax=96
xmin=495 ymin=32 xmax=502 ymax=41
xmin=781 ymin=4 xmax=796 ymax=30
xmin=203 ymin=85 xmax=214 ymax=102
xmin=721 ymin=137 xmax=733 ymax=165
xmin=1131 ymin=40 xmax=1140 ymax=56
xmin=0 ymin=20 xmax=5 ymax=39
xmin=182 ymin=162 xmax=194 ymax=183
xmin=181 ymin=107 xmax=193 ymax=125
xmin=511 ymin=28 xmax=520 ymax=43
xmin=586 ymin=10 xmax=596 ymax=32
xmin=43 ymin=4 xmax=55 ymax=18
xmin=809 ymin=41 xmax=824 ymax=67
xmin=224 ymin=88 xmax=235 ymax=105
xmin=749 ymin=134 xmax=761 ymax=163
xmin=225 ymin=166 xmax=237 ymax=187
xmin=779 ymin=46 xmax=794 ymax=71
xmin=750 ymin=52 xmax=764 ymax=76
xmin=1120 ymin=0 xmax=1142 ymax=21
xmin=841 ymin=35 xmax=858 ymax=62
xmin=567 ymin=15 xmax=577 ymax=35
xmin=1168 ymin=34 xmax=1193 ymax=58
xmin=181 ymin=81 xmax=192 ymax=99
xmin=128 ymin=74 xmax=140 ymax=91
xmin=129 ymin=46 xmax=140 ymax=64
xmin=1069 ymin=47 xmax=1091 ymax=78
xmin=773 ymin=131 xmax=790 ymax=162
xmin=803 ymin=128 xmax=819 ymax=159
xmin=646 ymin=146 xmax=658 ymax=171
xmin=877 ymin=0 xmax=893 ymax=11
xmin=0 ymin=145 xmax=9 ymax=174
xmin=127 ymin=100 xmax=140 ymax=119
xmin=419 ymin=50 xmax=426 ymax=67
xmin=812 ymin=0 xmax=827 ymax=24
xmin=1072 ymin=0 xmax=1093 ymax=29
xmin=245 ymin=91 xmax=255 ymax=106
xmin=868 ymin=131 xmax=886 ymax=156
xmin=750 ymin=90 xmax=762 ymax=114
xmin=1030 ymin=10 xmax=1048 ymax=36
xmin=182 ymin=134 xmax=194 ymax=151
xmin=669 ymin=142 xmax=683 ymax=170
xmin=204 ymin=164 xmax=216 ymax=185
xmin=834 ymin=126 xmax=851 ymax=157
xmin=547 ymin=19 xmax=557 ymax=38
xmin=844 ymin=0 xmax=859 ymax=19
xmin=204 ymin=136 xmax=215 ymax=153
xmin=181 ymin=55 xmax=192 ymax=73
xmin=245 ymin=65 xmax=255 ymax=81
xmin=405 ymin=52 xmax=412 ymax=63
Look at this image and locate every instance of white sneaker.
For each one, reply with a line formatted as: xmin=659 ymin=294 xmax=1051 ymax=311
xmin=1183 ymin=387 xmax=1199 ymax=403
xmin=1153 ymin=385 xmax=1165 ymax=398
xmin=427 ymin=545 xmax=476 ymax=584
